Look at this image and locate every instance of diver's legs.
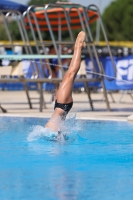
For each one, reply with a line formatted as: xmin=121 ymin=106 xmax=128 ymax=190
xmin=56 ymin=31 xmax=86 ymax=103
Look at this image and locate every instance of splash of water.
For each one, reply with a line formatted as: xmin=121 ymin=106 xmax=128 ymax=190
xmin=27 ymin=114 xmax=87 ymax=142
xmin=27 ymin=125 xmax=58 ymax=142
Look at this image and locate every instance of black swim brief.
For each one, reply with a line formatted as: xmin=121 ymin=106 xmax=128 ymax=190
xmin=54 ymin=100 xmax=73 ymax=114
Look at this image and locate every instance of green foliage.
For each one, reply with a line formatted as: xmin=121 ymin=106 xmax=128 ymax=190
xmin=102 ymin=0 xmax=133 ymax=41
xmin=89 ymin=21 xmax=97 ymax=41
xmin=0 ymin=21 xmax=34 ymax=41
xmin=0 ymin=25 xmax=8 ymax=40
xmin=27 ymin=0 xmax=68 ymax=6
xmin=8 ymin=21 xmax=23 ymax=40
xmin=0 ymin=21 xmax=23 ymax=41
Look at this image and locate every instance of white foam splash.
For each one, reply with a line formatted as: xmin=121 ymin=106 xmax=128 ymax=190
xmin=27 ymin=125 xmax=58 ymax=142
xmin=27 ymin=114 xmax=87 ymax=142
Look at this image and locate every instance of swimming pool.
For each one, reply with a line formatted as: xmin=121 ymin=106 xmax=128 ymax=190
xmin=0 ymin=116 xmax=133 ymax=200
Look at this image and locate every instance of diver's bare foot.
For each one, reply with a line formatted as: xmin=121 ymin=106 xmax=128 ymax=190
xmin=74 ymin=31 xmax=86 ymax=49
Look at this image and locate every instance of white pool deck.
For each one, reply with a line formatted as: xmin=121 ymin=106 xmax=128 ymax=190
xmin=0 ymin=90 xmax=133 ymax=122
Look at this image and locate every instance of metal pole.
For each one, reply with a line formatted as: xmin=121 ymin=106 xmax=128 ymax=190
xmin=96 ymin=0 xmax=102 ymax=45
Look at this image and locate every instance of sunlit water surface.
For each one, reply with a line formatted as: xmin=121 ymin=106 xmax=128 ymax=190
xmin=0 ymin=116 xmax=133 ymax=200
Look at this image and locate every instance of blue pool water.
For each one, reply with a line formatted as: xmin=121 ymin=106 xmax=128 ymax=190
xmin=0 ymin=116 xmax=133 ymax=200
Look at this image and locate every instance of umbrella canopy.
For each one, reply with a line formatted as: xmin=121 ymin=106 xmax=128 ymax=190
xmin=25 ymin=5 xmax=98 ymax=31
xmin=0 ymin=0 xmax=28 ymax=13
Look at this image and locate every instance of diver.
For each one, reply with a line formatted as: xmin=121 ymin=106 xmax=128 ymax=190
xmin=45 ymin=31 xmax=86 ymax=135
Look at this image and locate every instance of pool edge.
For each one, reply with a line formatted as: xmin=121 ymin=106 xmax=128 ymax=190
xmin=0 ymin=113 xmax=128 ymax=122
